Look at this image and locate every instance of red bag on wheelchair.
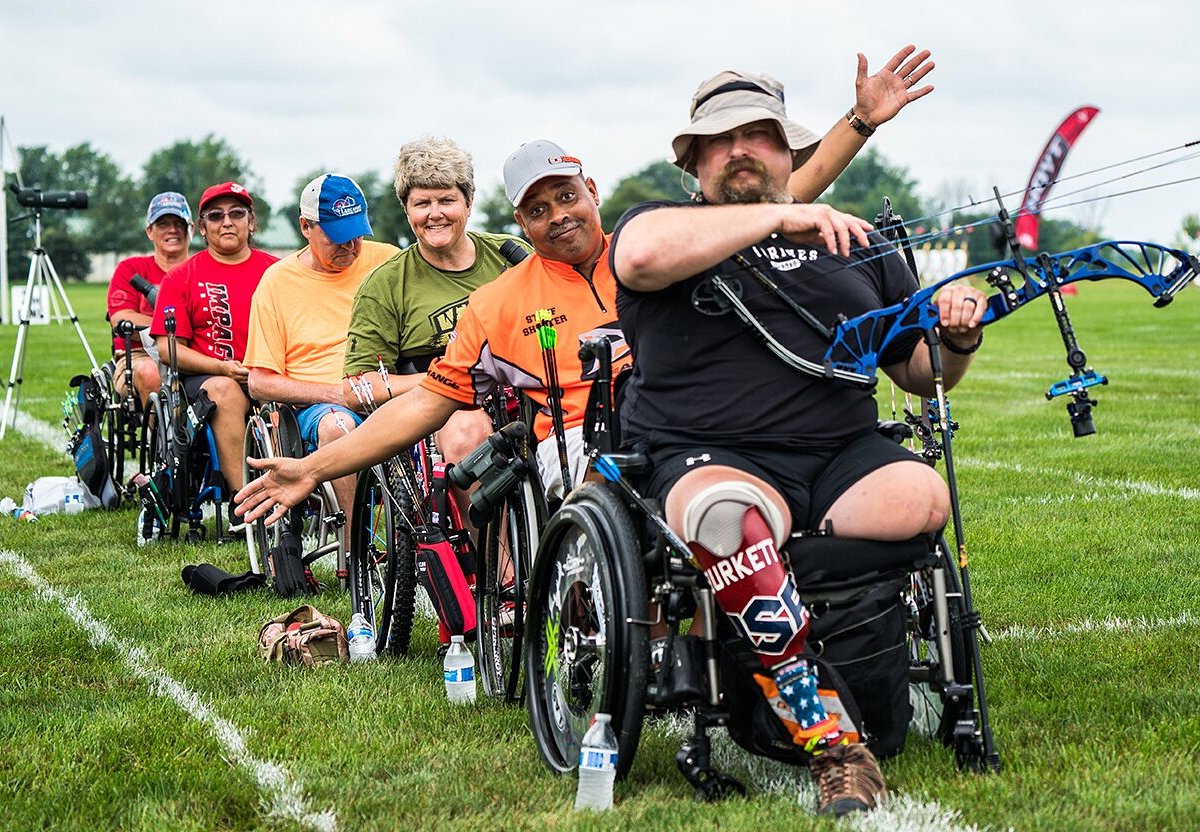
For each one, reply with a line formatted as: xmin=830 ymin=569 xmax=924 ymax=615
xmin=415 ymin=460 xmax=476 ymax=638
xmin=416 ymin=526 xmax=476 ymax=638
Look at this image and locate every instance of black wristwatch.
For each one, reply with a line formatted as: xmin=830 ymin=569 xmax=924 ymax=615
xmin=939 ymin=328 xmax=983 ymax=355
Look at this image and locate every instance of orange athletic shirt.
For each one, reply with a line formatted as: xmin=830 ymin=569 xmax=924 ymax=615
xmin=420 ymin=235 xmax=630 ymax=442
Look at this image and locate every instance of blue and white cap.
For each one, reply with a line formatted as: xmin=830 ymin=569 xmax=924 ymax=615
xmin=146 ymin=191 xmax=192 ymax=226
xmin=299 ymin=174 xmax=373 ymax=245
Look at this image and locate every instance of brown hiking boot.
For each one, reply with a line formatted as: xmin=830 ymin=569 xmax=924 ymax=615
xmin=809 ymin=742 xmax=887 ymax=817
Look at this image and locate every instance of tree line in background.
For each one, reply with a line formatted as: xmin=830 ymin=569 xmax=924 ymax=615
xmin=6 ymin=136 xmax=1195 ymax=283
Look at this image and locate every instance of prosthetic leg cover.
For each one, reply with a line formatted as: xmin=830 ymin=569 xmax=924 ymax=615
xmin=688 ymin=506 xmax=809 ymax=668
xmin=689 ymin=505 xmax=843 ymax=752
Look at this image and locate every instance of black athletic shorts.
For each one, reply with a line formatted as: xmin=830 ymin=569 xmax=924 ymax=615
xmin=179 ymin=374 xmax=249 ymax=404
xmin=180 ymin=374 xmax=211 ymax=403
xmin=643 ymin=431 xmax=924 ymax=533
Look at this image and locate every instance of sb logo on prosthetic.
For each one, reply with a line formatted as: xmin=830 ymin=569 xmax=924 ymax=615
xmin=726 ymin=576 xmax=810 ymax=656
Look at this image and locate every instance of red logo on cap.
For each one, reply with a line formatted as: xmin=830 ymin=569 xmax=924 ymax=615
xmin=547 ymin=155 xmax=582 ymax=166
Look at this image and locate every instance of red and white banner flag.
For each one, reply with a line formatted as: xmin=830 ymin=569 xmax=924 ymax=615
xmin=1015 ymin=106 xmax=1100 ymax=250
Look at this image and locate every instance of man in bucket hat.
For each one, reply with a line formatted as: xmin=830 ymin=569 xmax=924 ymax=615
xmin=243 ymin=174 xmax=399 ymax=541
xmin=609 ymin=60 xmax=985 ymax=815
xmin=670 ymin=44 xmax=937 ymax=203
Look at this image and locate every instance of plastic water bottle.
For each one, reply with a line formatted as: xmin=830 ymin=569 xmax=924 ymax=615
xmin=575 ymin=713 xmax=618 ymax=811
xmin=347 ymin=613 xmax=377 ymax=663
xmin=62 ymin=480 xmax=87 ymax=515
xmin=443 ymin=635 xmax=476 ymax=704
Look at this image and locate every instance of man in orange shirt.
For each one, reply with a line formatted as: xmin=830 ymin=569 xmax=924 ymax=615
xmin=235 ymin=138 xmax=624 ymax=514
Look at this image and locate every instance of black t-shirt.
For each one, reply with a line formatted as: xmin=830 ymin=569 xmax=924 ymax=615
xmin=611 ymin=200 xmax=920 ymax=450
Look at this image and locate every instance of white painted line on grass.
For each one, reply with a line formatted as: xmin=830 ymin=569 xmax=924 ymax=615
xmin=966 ymin=458 xmax=1200 ymax=501
xmin=9 ymin=410 xmax=67 ymax=454
xmin=0 ymin=549 xmax=338 ymax=832
xmin=994 ymin=611 xmax=1198 ymax=642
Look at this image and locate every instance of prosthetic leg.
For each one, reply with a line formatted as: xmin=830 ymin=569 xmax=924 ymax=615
xmin=683 ymin=483 xmax=847 ymax=753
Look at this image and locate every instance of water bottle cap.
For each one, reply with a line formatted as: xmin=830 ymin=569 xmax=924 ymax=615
xmin=451 ymin=635 xmax=465 ymax=643
xmin=594 ymin=712 xmax=611 ymax=724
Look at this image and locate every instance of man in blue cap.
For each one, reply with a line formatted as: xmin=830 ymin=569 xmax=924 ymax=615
xmin=243 ymin=173 xmax=399 ymax=536
xmin=106 ymin=191 xmax=193 ymax=405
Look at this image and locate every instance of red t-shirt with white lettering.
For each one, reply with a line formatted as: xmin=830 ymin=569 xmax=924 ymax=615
xmin=106 ymin=255 xmax=166 ymax=352
xmin=149 ymin=249 xmax=278 ymax=362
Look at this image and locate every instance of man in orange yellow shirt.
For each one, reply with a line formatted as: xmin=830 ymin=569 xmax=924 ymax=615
xmin=244 ymin=173 xmax=399 ymax=533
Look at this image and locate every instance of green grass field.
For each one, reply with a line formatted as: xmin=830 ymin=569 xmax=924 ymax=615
xmin=1 ymin=281 xmax=1198 ymax=831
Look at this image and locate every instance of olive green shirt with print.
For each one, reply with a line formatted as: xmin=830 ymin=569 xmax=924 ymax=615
xmin=343 ymin=230 xmax=530 ymax=375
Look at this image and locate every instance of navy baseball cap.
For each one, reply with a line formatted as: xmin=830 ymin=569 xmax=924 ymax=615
xmin=299 ymin=174 xmax=372 ymax=245
xmin=146 ymin=191 xmax=192 ymax=226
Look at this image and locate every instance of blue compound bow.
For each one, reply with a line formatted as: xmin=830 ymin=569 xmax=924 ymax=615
xmin=737 ymin=190 xmax=1199 ymax=435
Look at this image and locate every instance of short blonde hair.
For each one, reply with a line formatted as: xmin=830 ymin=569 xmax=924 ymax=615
xmin=393 ymin=136 xmax=475 ymax=206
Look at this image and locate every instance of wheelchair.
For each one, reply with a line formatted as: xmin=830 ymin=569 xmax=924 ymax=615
xmin=242 ymin=402 xmax=346 ymax=597
xmin=523 ymin=344 xmax=1000 ymax=797
xmin=343 ymin=373 xmax=542 ymax=701
xmin=99 ymin=320 xmax=145 ymax=490
xmin=135 ymin=308 xmax=234 ymax=543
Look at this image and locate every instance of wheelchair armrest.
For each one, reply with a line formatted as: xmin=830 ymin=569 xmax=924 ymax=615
xmin=788 ymin=533 xmax=936 ymax=587
xmin=599 ymin=452 xmax=652 ymax=478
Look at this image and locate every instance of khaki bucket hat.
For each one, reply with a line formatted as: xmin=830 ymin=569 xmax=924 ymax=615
xmin=671 ymin=70 xmax=821 ymax=174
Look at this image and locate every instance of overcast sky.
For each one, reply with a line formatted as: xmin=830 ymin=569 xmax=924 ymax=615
xmin=2 ymin=0 xmax=1197 ymax=247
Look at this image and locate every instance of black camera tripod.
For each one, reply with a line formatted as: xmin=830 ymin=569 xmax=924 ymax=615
xmin=1 ymin=201 xmax=99 ymax=438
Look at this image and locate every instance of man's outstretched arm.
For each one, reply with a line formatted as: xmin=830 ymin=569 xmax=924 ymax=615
xmin=612 ymin=202 xmax=873 ymax=292
xmin=236 ymin=384 xmax=462 ymax=524
xmin=789 ymin=44 xmax=936 ymax=203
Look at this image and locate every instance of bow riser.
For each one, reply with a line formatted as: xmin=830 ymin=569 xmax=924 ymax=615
xmin=824 ymin=240 xmax=1198 ymax=383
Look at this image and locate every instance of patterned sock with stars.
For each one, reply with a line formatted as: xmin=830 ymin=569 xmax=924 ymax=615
xmin=773 ymin=658 xmax=846 ymax=754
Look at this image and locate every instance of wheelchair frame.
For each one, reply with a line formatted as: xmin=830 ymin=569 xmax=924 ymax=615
xmin=135 ymin=307 xmax=233 ymax=543
xmin=523 ymin=338 xmax=1001 ymax=799
xmin=343 ymin=371 xmax=541 ymax=700
xmin=242 ymin=402 xmax=346 ymax=594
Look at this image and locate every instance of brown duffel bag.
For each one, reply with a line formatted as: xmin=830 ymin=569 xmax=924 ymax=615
xmin=258 ymin=604 xmax=349 ymax=666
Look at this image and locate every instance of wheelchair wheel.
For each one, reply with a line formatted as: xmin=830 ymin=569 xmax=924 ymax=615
xmin=348 ymin=461 xmax=419 ymax=656
xmin=908 ymin=535 xmax=971 ymax=746
xmin=243 ymin=405 xmax=306 ymax=581
xmin=139 ymin=392 xmax=180 ymax=537
xmin=477 ymin=476 xmax=541 ymax=702
xmin=98 ymin=364 xmax=128 ymax=489
xmin=525 ymin=482 xmax=648 ymax=779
